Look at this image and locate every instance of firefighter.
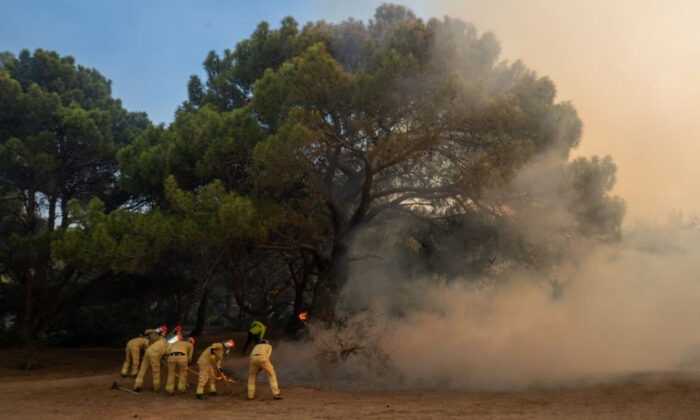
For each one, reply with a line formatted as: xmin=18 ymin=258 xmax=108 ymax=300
xmin=165 ymin=336 xmax=195 ymax=395
xmin=134 ymin=334 xmax=169 ymax=392
xmin=195 ymin=339 xmax=234 ymax=399
xmin=120 ymin=335 xmax=149 ymax=377
xmin=144 ymin=325 xmax=168 ymax=345
xmin=247 ymin=339 xmax=282 ymax=400
xmin=242 ymin=320 xmax=266 ymax=353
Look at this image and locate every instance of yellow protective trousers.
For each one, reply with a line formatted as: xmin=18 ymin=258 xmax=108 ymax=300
xmin=121 ymin=342 xmax=141 ymax=376
xmin=165 ymin=354 xmax=189 ymax=393
xmin=134 ymin=352 xmax=162 ymax=391
xmin=247 ymin=358 xmax=280 ymax=399
xmin=196 ymin=360 xmax=217 ymax=395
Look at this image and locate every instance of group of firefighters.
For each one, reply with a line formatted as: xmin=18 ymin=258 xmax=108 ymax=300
xmin=120 ymin=321 xmax=281 ymax=400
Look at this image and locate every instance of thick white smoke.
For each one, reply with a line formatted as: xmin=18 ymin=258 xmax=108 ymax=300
xmin=384 ymin=234 xmax=700 ymax=389
xmin=264 ymin=2 xmax=700 ymax=391
xmin=269 ymin=156 xmax=700 ymax=391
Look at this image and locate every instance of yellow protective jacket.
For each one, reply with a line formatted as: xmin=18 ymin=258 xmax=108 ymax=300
xmin=127 ymin=337 xmax=149 ymax=351
xmin=168 ymin=340 xmax=194 ymax=363
xmin=197 ymin=343 xmax=224 ymax=368
xmin=249 ymin=321 xmax=266 ymax=340
xmin=249 ymin=342 xmax=272 ymax=361
xmin=146 ymin=338 xmax=168 ymax=358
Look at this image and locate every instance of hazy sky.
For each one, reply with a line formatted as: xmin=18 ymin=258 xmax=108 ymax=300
xmin=2 ymin=0 xmax=698 ymax=221
xmin=432 ymin=0 xmax=700 ymax=223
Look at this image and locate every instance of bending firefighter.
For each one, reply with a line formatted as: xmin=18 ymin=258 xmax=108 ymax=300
xmin=248 ymin=339 xmax=282 ymax=400
xmin=165 ymin=337 xmax=195 ymax=394
xmin=121 ymin=335 xmax=148 ymax=377
xmin=134 ymin=335 xmax=169 ymax=392
xmin=196 ymin=339 xmax=235 ymax=399
xmin=242 ymin=320 xmax=266 ymax=353
xmin=121 ymin=325 xmax=167 ymax=377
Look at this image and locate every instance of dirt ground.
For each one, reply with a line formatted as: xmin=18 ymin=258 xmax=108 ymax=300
xmin=2 ymin=336 xmax=700 ymax=419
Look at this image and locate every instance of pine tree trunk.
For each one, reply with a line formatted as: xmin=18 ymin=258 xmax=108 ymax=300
xmin=309 ymin=242 xmax=349 ymax=327
xmin=285 ymin=277 xmax=307 ymax=335
xmin=191 ymin=284 xmax=210 ymax=337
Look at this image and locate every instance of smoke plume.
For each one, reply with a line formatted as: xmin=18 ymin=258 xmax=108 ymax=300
xmin=269 ymin=157 xmax=700 ymax=391
xmin=263 ymin=2 xmax=700 ymax=391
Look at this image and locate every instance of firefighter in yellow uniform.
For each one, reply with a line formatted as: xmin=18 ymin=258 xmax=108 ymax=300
xmin=121 ymin=335 xmax=149 ymax=377
xmin=248 ymin=339 xmax=282 ymax=400
xmin=195 ymin=339 xmax=234 ymax=399
xmin=144 ymin=325 xmax=168 ymax=345
xmin=165 ymin=337 xmax=195 ymax=394
xmin=134 ymin=336 xmax=168 ymax=392
xmin=242 ymin=320 xmax=266 ymax=353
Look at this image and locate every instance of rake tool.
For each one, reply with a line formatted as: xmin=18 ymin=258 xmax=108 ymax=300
xmin=111 ymin=382 xmax=139 ymax=394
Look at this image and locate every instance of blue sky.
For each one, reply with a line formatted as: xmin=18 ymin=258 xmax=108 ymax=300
xmin=1 ymin=0 xmax=430 ymax=124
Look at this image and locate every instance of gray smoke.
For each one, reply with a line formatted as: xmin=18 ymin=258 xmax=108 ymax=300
xmin=267 ymin=3 xmax=700 ymax=391
xmin=271 ymin=157 xmax=700 ymax=391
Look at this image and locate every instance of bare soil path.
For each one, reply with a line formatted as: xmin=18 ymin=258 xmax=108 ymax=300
xmin=2 ymin=344 xmax=700 ymax=419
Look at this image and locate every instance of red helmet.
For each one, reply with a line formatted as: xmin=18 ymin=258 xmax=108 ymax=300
xmin=188 ymin=337 xmax=195 ymax=345
xmin=161 ymin=325 xmax=168 ymax=333
xmin=223 ymin=339 xmax=235 ymax=349
xmin=175 ymin=325 xmax=182 ymax=332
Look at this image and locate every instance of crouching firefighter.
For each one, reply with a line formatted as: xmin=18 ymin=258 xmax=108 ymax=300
xmin=248 ymin=339 xmax=282 ymax=400
xmin=121 ymin=335 xmax=149 ymax=377
xmin=195 ymin=339 xmax=234 ymax=399
xmin=166 ymin=336 xmax=194 ymax=394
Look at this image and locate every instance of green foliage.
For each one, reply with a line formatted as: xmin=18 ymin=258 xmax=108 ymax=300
xmin=0 ymin=4 xmax=627 ymax=342
xmin=163 ymin=176 xmax=266 ymax=244
xmin=172 ymin=4 xmax=623 ymax=325
xmin=185 ymin=16 xmax=308 ymax=112
xmin=116 ymin=125 xmax=170 ymax=200
xmin=0 ymin=49 xmax=149 ymax=342
xmin=55 ymin=198 xmax=176 ymax=273
xmin=119 ymin=105 xmax=264 ymax=200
